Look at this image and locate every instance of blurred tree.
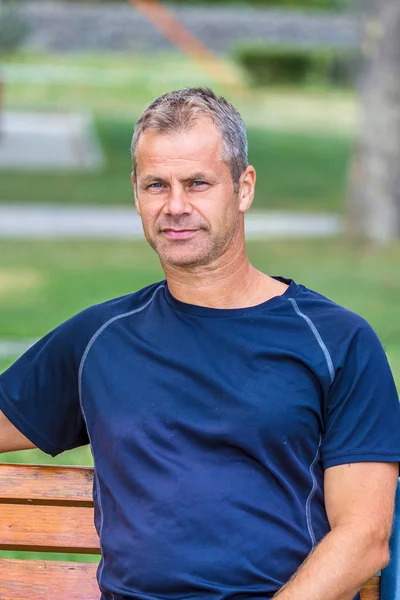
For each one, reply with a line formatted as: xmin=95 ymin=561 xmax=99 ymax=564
xmin=348 ymin=0 xmax=400 ymax=243
xmin=0 ymin=0 xmax=28 ymax=138
xmin=0 ymin=1 xmax=28 ymax=56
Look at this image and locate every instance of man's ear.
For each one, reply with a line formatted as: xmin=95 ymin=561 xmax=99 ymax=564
xmin=131 ymin=172 xmax=141 ymax=215
xmin=239 ymin=165 xmax=256 ymax=214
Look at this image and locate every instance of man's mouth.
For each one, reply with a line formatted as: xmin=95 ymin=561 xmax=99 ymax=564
xmin=162 ymin=229 xmax=200 ymax=240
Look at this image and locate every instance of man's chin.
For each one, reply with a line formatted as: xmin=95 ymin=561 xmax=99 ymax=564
xmin=160 ymin=255 xmax=209 ymax=269
xmin=156 ymin=246 xmax=212 ymax=269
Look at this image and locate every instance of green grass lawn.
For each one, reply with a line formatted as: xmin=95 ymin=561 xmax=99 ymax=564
xmin=1 ymin=51 xmax=354 ymax=211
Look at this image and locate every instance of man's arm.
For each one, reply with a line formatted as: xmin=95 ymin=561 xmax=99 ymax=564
xmin=0 ymin=410 xmax=36 ymax=453
xmin=273 ymin=461 xmax=398 ymax=600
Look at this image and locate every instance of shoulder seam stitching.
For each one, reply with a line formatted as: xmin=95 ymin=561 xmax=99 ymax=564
xmin=287 ymin=297 xmax=335 ymax=384
xmin=78 ymin=283 xmax=165 ymax=400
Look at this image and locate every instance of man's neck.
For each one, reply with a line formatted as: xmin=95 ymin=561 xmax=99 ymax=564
xmin=163 ymin=245 xmax=288 ymax=310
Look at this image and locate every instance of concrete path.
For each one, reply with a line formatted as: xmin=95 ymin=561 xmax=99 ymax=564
xmin=0 ymin=205 xmax=341 ymax=240
xmin=0 ymin=112 xmax=104 ymax=171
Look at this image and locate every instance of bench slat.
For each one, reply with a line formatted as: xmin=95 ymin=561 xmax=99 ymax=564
xmin=360 ymin=576 xmax=380 ymax=600
xmin=0 ymin=464 xmax=93 ymax=505
xmin=0 ymin=560 xmax=381 ymax=600
xmin=0 ymin=559 xmax=99 ymax=600
xmin=0 ymin=504 xmax=99 ymax=553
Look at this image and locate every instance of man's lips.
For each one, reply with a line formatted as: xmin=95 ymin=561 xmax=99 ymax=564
xmin=162 ymin=228 xmax=200 ymax=240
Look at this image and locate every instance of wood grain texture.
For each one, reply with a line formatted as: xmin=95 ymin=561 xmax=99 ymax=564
xmin=0 ymin=464 xmax=93 ymax=505
xmin=360 ymin=576 xmax=380 ymax=600
xmin=0 ymin=504 xmax=99 ymax=553
xmin=0 ymin=559 xmax=100 ymax=600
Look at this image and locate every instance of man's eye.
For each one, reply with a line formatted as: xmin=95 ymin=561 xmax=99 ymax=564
xmin=148 ymin=183 xmax=164 ymax=189
xmin=191 ymin=181 xmax=207 ymax=187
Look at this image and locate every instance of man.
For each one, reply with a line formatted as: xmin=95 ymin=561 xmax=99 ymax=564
xmin=0 ymin=87 xmax=399 ymax=600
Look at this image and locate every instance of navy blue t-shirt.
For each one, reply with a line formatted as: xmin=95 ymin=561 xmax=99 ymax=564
xmin=1 ymin=278 xmax=400 ymax=600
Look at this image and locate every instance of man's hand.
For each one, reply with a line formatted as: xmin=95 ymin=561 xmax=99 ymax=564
xmin=0 ymin=410 xmax=36 ymax=453
xmin=273 ymin=461 xmax=398 ymax=600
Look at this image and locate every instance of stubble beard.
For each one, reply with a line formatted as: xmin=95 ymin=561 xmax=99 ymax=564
xmin=148 ymin=213 xmax=242 ymax=270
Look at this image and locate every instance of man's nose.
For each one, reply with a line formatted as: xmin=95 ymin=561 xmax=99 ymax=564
xmin=164 ymin=187 xmax=192 ymax=216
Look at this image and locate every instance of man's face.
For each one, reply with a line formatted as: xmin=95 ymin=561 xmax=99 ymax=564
xmin=132 ymin=117 xmax=254 ymax=269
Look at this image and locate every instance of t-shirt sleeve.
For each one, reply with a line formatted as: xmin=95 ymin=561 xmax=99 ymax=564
xmin=321 ymin=320 xmax=400 ymax=469
xmin=0 ymin=316 xmax=90 ymax=457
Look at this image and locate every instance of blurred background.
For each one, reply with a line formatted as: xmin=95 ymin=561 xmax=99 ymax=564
xmin=0 ymin=0 xmax=399 ymax=502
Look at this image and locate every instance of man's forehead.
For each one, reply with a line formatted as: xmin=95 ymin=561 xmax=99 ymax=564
xmin=135 ymin=121 xmax=226 ymax=178
xmin=136 ymin=119 xmax=221 ymax=155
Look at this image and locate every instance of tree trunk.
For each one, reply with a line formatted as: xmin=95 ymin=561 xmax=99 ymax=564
xmin=348 ymin=0 xmax=400 ymax=243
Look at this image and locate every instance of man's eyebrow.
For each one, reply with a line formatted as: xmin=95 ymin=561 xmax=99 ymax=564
xmin=140 ymin=175 xmax=165 ymax=185
xmin=180 ymin=172 xmax=210 ymax=184
xmin=140 ymin=172 xmax=212 ymax=185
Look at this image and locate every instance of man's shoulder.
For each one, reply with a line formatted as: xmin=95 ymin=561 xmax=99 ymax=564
xmin=291 ymin=282 xmax=377 ymax=349
xmin=71 ymin=280 xmax=166 ymax=332
xmin=39 ymin=280 xmax=166 ymax=359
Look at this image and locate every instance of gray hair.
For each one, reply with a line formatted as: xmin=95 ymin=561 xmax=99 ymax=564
xmin=131 ymin=87 xmax=248 ymax=192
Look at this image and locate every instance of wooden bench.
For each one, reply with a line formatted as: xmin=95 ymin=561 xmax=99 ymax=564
xmin=0 ymin=463 xmax=396 ymax=600
xmin=0 ymin=464 xmax=99 ymax=600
